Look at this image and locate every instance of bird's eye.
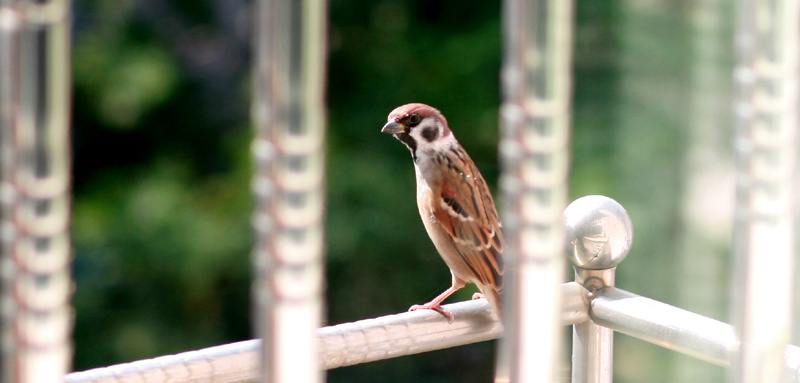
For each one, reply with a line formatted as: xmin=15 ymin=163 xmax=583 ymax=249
xmin=409 ymin=114 xmax=421 ymax=124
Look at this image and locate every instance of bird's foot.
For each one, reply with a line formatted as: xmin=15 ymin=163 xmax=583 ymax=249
xmin=471 ymin=292 xmax=485 ymax=300
xmin=409 ymin=302 xmax=454 ymax=323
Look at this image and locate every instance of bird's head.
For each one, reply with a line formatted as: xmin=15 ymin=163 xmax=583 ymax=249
xmin=381 ymin=103 xmax=454 ymax=161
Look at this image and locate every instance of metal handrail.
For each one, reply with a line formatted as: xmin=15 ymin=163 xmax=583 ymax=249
xmin=65 ymin=281 xmax=800 ymax=383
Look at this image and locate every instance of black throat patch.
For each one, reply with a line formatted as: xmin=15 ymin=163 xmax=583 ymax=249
xmin=395 ymin=132 xmax=418 ymax=162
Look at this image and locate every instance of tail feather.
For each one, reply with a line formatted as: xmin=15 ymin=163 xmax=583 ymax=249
xmin=480 ymin=286 xmax=503 ymax=321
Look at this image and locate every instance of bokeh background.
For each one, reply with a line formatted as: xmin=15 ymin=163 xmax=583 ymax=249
xmin=71 ymin=0 xmax=743 ymax=382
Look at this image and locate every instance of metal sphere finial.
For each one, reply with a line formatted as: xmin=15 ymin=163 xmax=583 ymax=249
xmin=564 ymin=195 xmax=633 ymax=269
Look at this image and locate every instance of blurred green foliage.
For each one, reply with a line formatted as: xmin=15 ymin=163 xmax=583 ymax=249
xmin=71 ymin=0 xmax=735 ymax=382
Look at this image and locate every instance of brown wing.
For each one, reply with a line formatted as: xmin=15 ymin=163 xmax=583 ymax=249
xmin=432 ymin=147 xmax=505 ymax=291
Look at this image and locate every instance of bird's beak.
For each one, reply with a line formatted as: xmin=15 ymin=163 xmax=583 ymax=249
xmin=381 ymin=121 xmax=405 ymax=134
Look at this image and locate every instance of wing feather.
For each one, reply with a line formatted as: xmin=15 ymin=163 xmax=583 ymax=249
xmin=433 ymin=147 xmax=505 ymax=291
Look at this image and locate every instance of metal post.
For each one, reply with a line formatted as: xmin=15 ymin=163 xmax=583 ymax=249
xmin=0 ymin=0 xmax=73 ymax=382
xmin=251 ymin=0 xmax=327 ymax=382
xmin=564 ymin=196 xmax=633 ymax=383
xmin=731 ymin=0 xmax=798 ymax=380
xmin=497 ymin=0 xmax=573 ymax=381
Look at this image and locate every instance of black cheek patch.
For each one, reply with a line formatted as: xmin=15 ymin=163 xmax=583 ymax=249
xmin=421 ymin=126 xmax=439 ymax=142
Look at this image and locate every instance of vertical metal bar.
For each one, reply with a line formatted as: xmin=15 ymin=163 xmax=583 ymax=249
xmin=563 ymin=195 xmax=633 ymax=383
xmin=251 ymin=0 xmax=327 ymax=382
xmin=497 ymin=0 xmax=573 ymax=381
xmin=731 ymin=0 xmax=798 ymax=381
xmin=1 ymin=0 xmax=73 ymax=382
xmin=571 ymin=270 xmax=615 ymax=383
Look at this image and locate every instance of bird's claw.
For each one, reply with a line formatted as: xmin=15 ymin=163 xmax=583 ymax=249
xmin=471 ymin=292 xmax=485 ymax=300
xmin=409 ymin=303 xmax=454 ymax=323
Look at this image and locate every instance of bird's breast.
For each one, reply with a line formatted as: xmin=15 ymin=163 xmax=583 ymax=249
xmin=414 ymin=166 xmax=440 ymax=222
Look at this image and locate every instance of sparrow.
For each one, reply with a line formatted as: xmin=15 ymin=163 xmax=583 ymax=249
xmin=381 ymin=103 xmax=505 ymax=322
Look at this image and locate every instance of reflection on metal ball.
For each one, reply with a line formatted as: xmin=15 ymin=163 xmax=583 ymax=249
xmin=564 ymin=195 xmax=633 ymax=269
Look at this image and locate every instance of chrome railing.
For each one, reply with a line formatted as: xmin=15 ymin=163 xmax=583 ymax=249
xmin=2 ymin=0 xmax=798 ymax=381
xmin=64 ymin=194 xmax=800 ymax=382
xmin=565 ymin=195 xmax=632 ymax=383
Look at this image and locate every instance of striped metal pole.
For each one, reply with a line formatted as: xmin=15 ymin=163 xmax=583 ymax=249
xmin=497 ymin=0 xmax=574 ymax=381
xmin=730 ymin=0 xmax=798 ymax=381
xmin=250 ymin=0 xmax=327 ymax=382
xmin=0 ymin=0 xmax=73 ymax=382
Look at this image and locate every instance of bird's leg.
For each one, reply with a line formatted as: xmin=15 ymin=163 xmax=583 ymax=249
xmin=409 ymin=286 xmax=461 ymax=323
xmin=410 ymin=275 xmax=466 ymax=323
